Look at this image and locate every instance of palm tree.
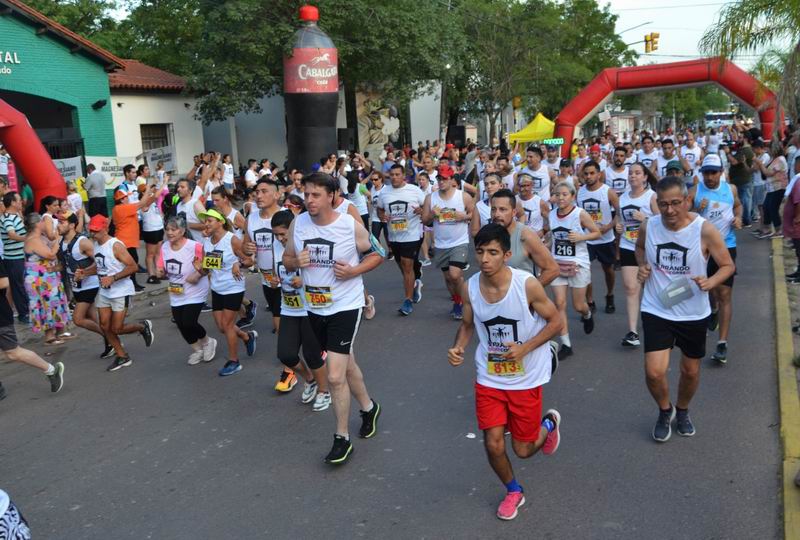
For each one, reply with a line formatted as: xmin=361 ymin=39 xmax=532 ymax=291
xmin=699 ymin=0 xmax=800 ymax=138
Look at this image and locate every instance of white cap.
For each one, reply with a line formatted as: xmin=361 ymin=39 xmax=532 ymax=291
xmin=699 ymin=154 xmax=723 ymax=172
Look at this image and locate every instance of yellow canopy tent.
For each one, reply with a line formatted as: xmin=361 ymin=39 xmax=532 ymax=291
xmin=508 ymin=112 xmax=555 ymax=144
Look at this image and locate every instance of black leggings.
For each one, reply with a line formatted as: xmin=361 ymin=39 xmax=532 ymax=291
xmin=762 ymin=189 xmax=785 ymax=228
xmin=127 ymin=247 xmax=141 ymax=286
xmin=371 ymin=221 xmax=389 ymax=246
xmin=277 ymin=315 xmax=324 ymax=370
xmin=793 ymin=239 xmax=800 ymax=267
xmin=171 ymin=303 xmax=207 ymax=344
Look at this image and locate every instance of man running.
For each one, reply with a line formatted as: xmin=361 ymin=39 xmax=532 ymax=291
xmin=282 ymin=172 xmax=382 ymax=465
xmin=86 ymin=215 xmax=154 ymax=371
xmin=516 ymin=174 xmax=549 ymax=238
xmin=517 ymin=147 xmax=555 ymax=202
xmin=603 ymin=147 xmax=630 ymax=196
xmin=422 ymin=164 xmax=474 ymax=319
xmin=377 ymin=163 xmax=425 ymax=315
xmin=654 ymin=139 xmax=679 ymax=179
xmin=689 ymin=154 xmax=742 ymax=364
xmin=578 ymin=161 xmax=620 ymax=314
xmin=490 ymin=189 xmax=559 ymax=285
xmin=448 ymin=223 xmax=562 ymax=521
xmin=637 ymin=136 xmax=659 ymax=170
xmin=636 ymin=176 xmax=734 ymax=441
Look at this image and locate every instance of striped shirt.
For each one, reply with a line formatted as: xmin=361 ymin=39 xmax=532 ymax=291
xmin=1 ymin=213 xmax=25 ymax=260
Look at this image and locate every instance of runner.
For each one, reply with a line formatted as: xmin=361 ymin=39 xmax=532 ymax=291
xmin=447 ymin=223 xmax=562 ymax=521
xmin=515 ymin=174 xmax=549 ymax=238
xmin=517 ymin=147 xmax=555 ymax=202
xmin=603 ymin=147 xmax=630 ymax=195
xmin=637 ymin=176 xmax=735 ymax=441
xmin=680 ymin=132 xmax=704 ymax=186
xmin=577 ymin=161 xmax=620 ymax=314
xmin=86 ymin=215 xmax=154 ymax=372
xmin=282 ymin=172 xmax=382 ymax=465
xmin=197 ymin=208 xmax=257 ymax=376
xmin=616 ymin=163 xmax=658 ymax=347
xmin=377 ymin=163 xmax=425 ymax=315
xmin=417 ymin=172 xmax=434 ymax=266
xmin=422 ymin=164 xmax=475 ymax=320
xmin=654 ymin=139 xmax=678 ymax=179
xmin=490 ymin=189 xmax=559 ymax=285
xmin=368 ymin=171 xmax=389 ymax=256
xmin=549 ymin=181 xmax=601 ymax=359
xmin=271 ymin=210 xmax=331 ymax=410
xmin=157 ymin=215 xmax=217 ymax=365
xmin=471 ymin=173 xmax=505 ymax=237
xmin=175 ymin=179 xmax=206 ymax=243
xmin=637 ymin=136 xmax=659 ymax=170
xmin=689 ymin=154 xmax=742 ymax=364
xmin=588 ymin=144 xmax=608 ymax=171
xmin=58 ymin=212 xmax=113 ymax=358
xmin=334 ymin=189 xmax=377 ymax=320
xmin=543 ymin=145 xmax=561 ymax=173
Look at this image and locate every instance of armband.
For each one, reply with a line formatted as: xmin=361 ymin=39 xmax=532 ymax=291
xmin=361 ymin=233 xmax=386 ymax=259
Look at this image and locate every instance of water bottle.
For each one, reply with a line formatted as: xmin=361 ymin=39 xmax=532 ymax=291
xmin=283 ymin=5 xmax=339 ymax=173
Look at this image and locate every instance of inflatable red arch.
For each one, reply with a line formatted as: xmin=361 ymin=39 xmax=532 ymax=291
xmin=0 ymin=98 xmax=67 ymax=207
xmin=554 ymin=57 xmax=781 ymax=157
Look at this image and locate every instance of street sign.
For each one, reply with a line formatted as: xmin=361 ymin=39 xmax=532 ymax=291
xmin=543 ymin=137 xmax=564 ymax=145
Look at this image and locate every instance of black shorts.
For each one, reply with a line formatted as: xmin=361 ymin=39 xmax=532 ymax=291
xmin=641 ymin=312 xmax=708 ymax=359
xmin=262 ymin=284 xmax=282 ymax=316
xmin=388 ymin=239 xmax=422 ymax=261
xmin=73 ymin=287 xmax=99 ymax=304
xmin=142 ymin=229 xmax=164 ymax=245
xmin=0 ymin=324 xmax=19 ymax=351
xmin=620 ymin=248 xmax=637 ymax=267
xmin=707 ymin=247 xmax=737 ymax=287
xmin=211 ymin=290 xmax=244 ymax=311
xmin=588 ymin=241 xmax=616 ymax=266
xmin=307 ymin=308 xmax=362 ymax=355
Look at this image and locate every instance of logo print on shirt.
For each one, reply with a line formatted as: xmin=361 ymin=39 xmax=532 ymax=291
xmin=388 ymin=200 xmax=408 ymax=216
xmin=253 ymin=228 xmax=273 ymax=251
xmin=164 ymin=258 xmax=183 ymax=278
xmin=581 ymin=198 xmax=601 ymax=220
xmin=303 ymin=238 xmax=336 ymax=267
xmin=655 ymin=242 xmax=690 ymax=274
xmin=95 ymin=253 xmax=107 ymax=273
xmin=482 ymin=316 xmax=521 ymax=352
xmin=621 ymin=204 xmax=640 ymax=222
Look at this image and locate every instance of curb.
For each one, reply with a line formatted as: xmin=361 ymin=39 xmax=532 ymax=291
xmin=772 ymin=237 xmax=800 ymax=539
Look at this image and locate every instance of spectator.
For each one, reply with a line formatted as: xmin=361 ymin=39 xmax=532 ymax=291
xmin=723 ymin=132 xmax=754 ymax=226
xmin=38 ymin=195 xmax=60 ymax=243
xmin=0 ymin=145 xmax=8 ymax=184
xmin=84 ymin=164 xmax=107 ymax=217
xmin=244 ymin=159 xmax=258 ymax=189
xmin=755 ymin=143 xmax=788 ymax=239
xmin=2 ymin=191 xmax=28 ymax=323
xmin=112 ymin=185 xmax=159 ymax=291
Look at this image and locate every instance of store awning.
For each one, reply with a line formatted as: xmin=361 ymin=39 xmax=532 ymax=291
xmin=509 ymin=113 xmax=555 ymax=144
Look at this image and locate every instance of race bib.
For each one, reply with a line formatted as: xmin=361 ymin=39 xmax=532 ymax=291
xmin=202 ymin=250 xmax=223 ymax=270
xmin=282 ymin=293 xmax=302 ymax=308
xmin=486 ymin=352 xmax=525 ymax=377
xmin=389 ymin=217 xmax=408 ymax=232
xmin=554 ymin=238 xmax=576 ymax=258
xmin=438 ymin=208 xmax=457 ymax=223
xmin=589 ymin=211 xmax=602 ymax=223
xmin=168 ymin=281 xmax=184 ymax=294
xmin=624 ymin=225 xmax=640 ymax=242
xmin=304 ymin=285 xmax=333 ymax=308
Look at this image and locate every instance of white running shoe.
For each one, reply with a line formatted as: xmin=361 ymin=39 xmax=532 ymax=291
xmin=187 ymin=349 xmax=204 ymax=365
xmin=312 ymin=391 xmax=331 ymax=412
xmin=202 ymin=337 xmax=218 ymax=362
xmin=301 ymin=380 xmax=319 ymax=404
xmin=365 ymin=295 xmax=376 ymax=320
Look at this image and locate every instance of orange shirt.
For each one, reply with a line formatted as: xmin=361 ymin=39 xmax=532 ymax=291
xmin=112 ymin=203 xmax=140 ymax=248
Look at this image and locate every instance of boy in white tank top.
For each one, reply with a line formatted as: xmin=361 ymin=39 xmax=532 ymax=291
xmin=448 ymin=223 xmax=562 ymax=521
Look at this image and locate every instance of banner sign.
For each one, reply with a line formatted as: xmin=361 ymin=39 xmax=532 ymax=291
xmin=85 ymin=156 xmax=137 ymax=189
xmin=52 ymin=156 xmax=83 ymax=183
xmin=542 ymin=138 xmax=564 ymax=145
xmin=144 ymin=146 xmax=176 ymax=172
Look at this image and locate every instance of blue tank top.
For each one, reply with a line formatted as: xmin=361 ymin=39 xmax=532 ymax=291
xmin=694 ymin=181 xmax=736 ymax=248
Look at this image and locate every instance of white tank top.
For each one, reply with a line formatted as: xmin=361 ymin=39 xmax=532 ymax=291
xmin=640 ymin=215 xmax=710 ymax=321
xmin=273 ymin=240 xmax=306 ymax=317
xmin=430 ymin=189 xmax=469 ymax=248
xmin=468 ymin=268 xmax=550 ymax=390
xmin=94 ymin=237 xmax=135 ymax=299
xmin=618 ymin=189 xmax=655 ymax=251
xmin=292 ymin=212 xmax=364 ymax=315
xmin=177 ymin=198 xmax=203 ymax=242
xmin=549 ymin=206 xmax=590 ymax=269
xmin=656 ymin=155 xmax=674 ymax=178
xmin=475 ymin=199 xmax=491 ymax=227
xmin=334 ymin=198 xmax=354 ymax=215
xmin=63 ymin=235 xmax=99 ymax=292
xmin=223 ymin=163 xmax=234 ymax=184
xmin=226 ymin=208 xmax=244 ymax=239
xmin=517 ymin=194 xmax=543 ymax=232
xmin=604 ymin=166 xmax=629 ymax=195
xmin=161 ymin=239 xmax=209 ymax=306
xmin=203 ymin=232 xmax=245 ymax=295
xmin=370 ymin=186 xmax=383 ymax=223
xmin=577 ymin=183 xmax=614 ymax=244
xmin=637 ymin=149 xmax=659 ymax=168
xmin=141 ymin=201 xmax=164 ymax=232
xmin=247 ymin=209 xmax=277 ymax=287
xmin=519 ymin=165 xmax=551 ymax=201
xmin=347 ymin=185 xmax=369 ymax=216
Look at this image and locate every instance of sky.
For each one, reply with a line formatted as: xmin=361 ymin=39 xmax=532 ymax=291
xmin=606 ymin=0 xmax=761 ymax=70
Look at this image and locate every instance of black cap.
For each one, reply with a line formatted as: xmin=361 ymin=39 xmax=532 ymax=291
xmin=560 ymin=158 xmax=572 ymax=167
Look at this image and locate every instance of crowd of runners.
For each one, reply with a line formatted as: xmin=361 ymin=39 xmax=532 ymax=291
xmin=1 ymin=116 xmax=799 ymax=522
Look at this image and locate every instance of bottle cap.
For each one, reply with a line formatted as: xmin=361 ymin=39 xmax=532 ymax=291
xmin=299 ymin=5 xmax=319 ymax=22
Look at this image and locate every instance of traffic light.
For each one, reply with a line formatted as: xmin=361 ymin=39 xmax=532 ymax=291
xmin=650 ymin=32 xmax=660 ymax=51
xmin=644 ymin=34 xmax=652 ymax=53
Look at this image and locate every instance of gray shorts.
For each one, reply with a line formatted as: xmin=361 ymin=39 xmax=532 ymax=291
xmin=96 ymin=294 xmax=131 ymax=312
xmin=434 ymin=243 xmax=469 ymax=270
xmin=0 ymin=324 xmax=19 ymax=351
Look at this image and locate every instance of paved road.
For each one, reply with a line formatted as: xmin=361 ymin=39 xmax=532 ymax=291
xmin=0 ymin=233 xmax=780 ymax=539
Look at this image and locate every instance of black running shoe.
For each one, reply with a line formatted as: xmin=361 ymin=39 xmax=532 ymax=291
xmin=621 ymin=331 xmax=640 ymax=347
xmin=200 ymin=303 xmax=212 ymax=313
xmin=107 ymin=356 xmax=132 ymax=372
xmin=557 ymin=344 xmax=573 ymax=360
xmin=324 ymin=434 xmax=353 ymax=465
xmin=47 ymin=362 xmax=65 ymax=393
xmin=652 ymin=405 xmax=676 ymax=442
xmin=707 ymin=310 xmax=719 ymax=331
xmin=235 ymin=318 xmax=253 ymax=329
xmin=140 ymin=319 xmax=154 ymax=347
xmin=581 ymin=314 xmax=595 ymax=334
xmin=787 ymin=270 xmax=800 ymax=280
xmin=0 ymin=381 xmax=6 ymax=400
xmin=676 ymin=409 xmax=696 ymax=437
xmin=359 ymin=400 xmax=381 ymax=438
xmin=100 ymin=343 xmax=115 ymax=359
xmin=604 ymin=295 xmax=615 ymax=314
xmin=245 ymin=300 xmax=257 ymax=321
xmin=134 ymin=284 xmax=146 ymax=293
xmin=549 ymin=341 xmax=559 ymax=376
xmin=588 ymin=301 xmax=596 ymax=314
xmin=710 ymin=342 xmax=727 ymax=365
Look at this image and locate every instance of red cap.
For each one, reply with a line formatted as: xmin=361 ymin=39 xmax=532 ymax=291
xmin=437 ymin=164 xmax=455 ymax=178
xmin=114 ymin=190 xmax=129 ymax=202
xmin=445 ymin=143 xmax=455 ymax=150
xmin=590 ymin=144 xmax=601 ymax=152
xmin=88 ymin=214 xmax=109 ymax=232
xmin=299 ymin=5 xmax=319 ymax=21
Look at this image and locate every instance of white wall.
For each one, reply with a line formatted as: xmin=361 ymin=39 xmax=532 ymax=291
xmin=110 ymin=93 xmax=204 ymax=175
xmin=409 ymin=81 xmax=441 ymax=145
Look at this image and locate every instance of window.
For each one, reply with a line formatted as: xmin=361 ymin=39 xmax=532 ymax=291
xmin=140 ymin=123 xmax=171 ymax=150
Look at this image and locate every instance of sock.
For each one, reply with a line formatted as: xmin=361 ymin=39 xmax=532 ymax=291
xmin=541 ymin=418 xmax=555 ymax=433
xmin=676 ymin=406 xmax=688 ymax=414
xmin=505 ymin=478 xmax=523 ymax=493
xmin=661 ymin=405 xmax=673 ymax=413
xmin=583 ymin=310 xmax=592 ymax=319
xmin=191 ymin=342 xmax=202 ymax=351
xmin=44 ymin=364 xmax=55 ymax=376
xmin=362 ymin=400 xmax=374 ymax=413
xmin=453 ymin=294 xmax=462 ymax=305
xmin=718 ymin=340 xmax=727 ymax=345
xmin=336 ymin=432 xmax=350 ymax=440
xmin=561 ymin=334 xmax=571 ymax=348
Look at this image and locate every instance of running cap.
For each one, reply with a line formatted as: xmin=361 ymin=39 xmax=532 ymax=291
xmin=197 ymin=208 xmax=226 ymax=223
xmin=545 ymin=145 xmax=557 ymax=151
xmin=88 ymin=214 xmax=109 ymax=232
xmin=437 ymin=164 xmax=455 ymax=178
xmin=590 ymin=144 xmax=601 ymax=152
xmin=560 ymin=158 xmax=572 ymax=167
xmin=666 ymin=160 xmax=683 ymax=172
xmin=699 ymin=154 xmax=723 ymax=172
xmin=113 ymin=190 xmax=129 ymax=202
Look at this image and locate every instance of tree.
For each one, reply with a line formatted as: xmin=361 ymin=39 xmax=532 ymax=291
xmin=699 ymin=0 xmax=800 ymax=136
xmin=24 ymin=0 xmax=123 ymax=51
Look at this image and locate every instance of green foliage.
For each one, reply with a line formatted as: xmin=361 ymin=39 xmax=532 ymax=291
xmin=23 ymin=0 xmax=122 ymax=50
xmin=621 ymin=87 xmax=733 ymax=125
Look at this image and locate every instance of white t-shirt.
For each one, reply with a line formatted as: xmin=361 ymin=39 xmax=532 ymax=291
xmin=244 ymin=169 xmax=258 ymax=187
xmin=67 ymin=193 xmax=83 ymax=213
xmin=753 ymin=153 xmax=770 ymax=186
xmin=0 ymin=154 xmax=8 ymax=175
xmin=377 ymin=183 xmax=426 ymax=243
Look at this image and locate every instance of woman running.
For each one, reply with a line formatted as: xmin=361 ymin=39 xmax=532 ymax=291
xmin=548 ymin=181 xmax=600 ymax=359
xmin=616 ymin=162 xmax=658 ymax=347
xmin=196 ymin=208 xmax=257 ymax=376
xmin=417 ymin=171 xmax=434 ymax=265
xmin=158 ymin=215 xmax=217 ymax=365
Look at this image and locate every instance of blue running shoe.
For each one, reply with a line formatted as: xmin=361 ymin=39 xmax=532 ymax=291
xmin=452 ymin=303 xmax=463 ymax=320
xmin=219 ymin=360 xmax=242 ymax=377
xmin=245 ymin=330 xmax=258 ymax=357
xmin=398 ymin=299 xmax=413 ymax=316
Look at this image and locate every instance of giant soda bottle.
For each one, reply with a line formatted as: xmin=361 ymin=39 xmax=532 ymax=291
xmin=284 ymin=5 xmax=339 ymax=173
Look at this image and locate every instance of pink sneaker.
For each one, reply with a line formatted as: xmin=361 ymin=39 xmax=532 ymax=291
xmin=496 ymin=491 xmax=525 ymax=520
xmin=542 ymin=409 xmax=561 ymax=456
